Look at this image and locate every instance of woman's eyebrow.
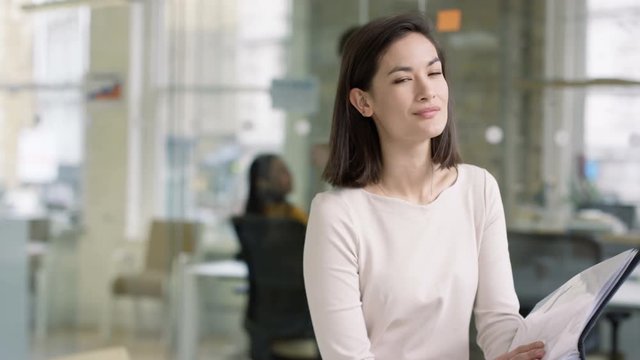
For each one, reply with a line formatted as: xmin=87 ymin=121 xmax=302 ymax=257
xmin=386 ymin=57 xmax=441 ymax=76
xmin=387 ymin=66 xmax=412 ymax=76
xmin=427 ymin=57 xmax=441 ymax=66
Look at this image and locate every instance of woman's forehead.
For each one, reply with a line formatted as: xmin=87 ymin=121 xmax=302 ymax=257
xmin=378 ymin=33 xmax=438 ymax=69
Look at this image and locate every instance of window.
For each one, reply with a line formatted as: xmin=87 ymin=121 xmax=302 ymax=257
xmin=583 ymin=0 xmax=640 ymax=218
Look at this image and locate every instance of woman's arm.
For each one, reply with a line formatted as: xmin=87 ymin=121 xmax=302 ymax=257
xmin=303 ymin=193 xmax=375 ymax=360
xmin=474 ymin=170 xmax=525 ymax=359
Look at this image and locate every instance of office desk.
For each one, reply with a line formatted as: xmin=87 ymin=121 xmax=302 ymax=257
xmin=610 ymin=266 xmax=640 ymax=309
xmin=177 ymin=260 xmax=248 ymax=360
xmin=604 ymin=266 xmax=640 ymax=358
xmin=600 ymin=233 xmax=640 ymax=247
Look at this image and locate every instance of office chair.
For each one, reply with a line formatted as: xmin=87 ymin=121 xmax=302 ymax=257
xmin=507 ymin=230 xmax=603 ymax=353
xmin=232 ymin=215 xmax=319 ymax=360
xmin=101 ymin=219 xmax=198 ymax=340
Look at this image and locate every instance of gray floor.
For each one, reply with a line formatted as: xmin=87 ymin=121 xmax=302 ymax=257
xmin=28 ymin=237 xmax=640 ymax=360
xmin=30 ymin=328 xmax=249 ymax=360
xmin=30 ymin=327 xmax=624 ymax=360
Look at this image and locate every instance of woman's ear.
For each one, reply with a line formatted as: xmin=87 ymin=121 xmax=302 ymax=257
xmin=349 ymin=88 xmax=374 ymax=117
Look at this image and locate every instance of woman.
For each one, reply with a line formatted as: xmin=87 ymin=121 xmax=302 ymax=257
xmin=303 ymin=14 xmax=545 ymax=360
xmin=245 ymin=153 xmax=307 ymax=224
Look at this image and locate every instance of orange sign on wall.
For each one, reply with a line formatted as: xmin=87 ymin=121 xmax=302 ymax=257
xmin=437 ymin=9 xmax=462 ymax=32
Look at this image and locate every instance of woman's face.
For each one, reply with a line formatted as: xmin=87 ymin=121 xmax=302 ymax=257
xmin=267 ymin=158 xmax=292 ymax=196
xmin=359 ymin=32 xmax=449 ymax=144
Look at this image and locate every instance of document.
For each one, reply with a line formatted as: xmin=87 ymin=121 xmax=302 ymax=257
xmin=508 ymin=248 xmax=640 ymax=359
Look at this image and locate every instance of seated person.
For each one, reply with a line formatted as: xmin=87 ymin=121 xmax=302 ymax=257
xmin=236 ymin=154 xmax=316 ymax=360
xmin=244 ymin=153 xmax=307 ymax=224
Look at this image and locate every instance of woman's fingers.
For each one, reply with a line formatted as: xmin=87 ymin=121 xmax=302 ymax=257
xmin=514 ymin=341 xmax=544 ymax=352
xmin=511 ymin=341 xmax=545 ymax=359
xmin=496 ymin=341 xmax=546 ymax=360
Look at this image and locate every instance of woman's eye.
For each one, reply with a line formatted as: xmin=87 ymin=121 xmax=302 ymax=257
xmin=428 ymin=71 xmax=443 ymax=77
xmin=393 ymin=78 xmax=411 ymax=84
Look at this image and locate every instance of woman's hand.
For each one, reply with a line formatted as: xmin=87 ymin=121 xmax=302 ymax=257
xmin=496 ymin=341 xmax=545 ymax=360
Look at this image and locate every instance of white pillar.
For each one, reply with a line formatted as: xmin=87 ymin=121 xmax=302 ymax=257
xmin=284 ymin=0 xmax=312 ymax=209
xmin=77 ymin=5 xmax=131 ymax=327
xmin=138 ymin=0 xmax=165 ymax=234
xmin=541 ymin=0 xmax=587 ymax=228
xmin=0 ymin=4 xmax=35 ymax=190
xmin=126 ymin=0 xmax=163 ymax=240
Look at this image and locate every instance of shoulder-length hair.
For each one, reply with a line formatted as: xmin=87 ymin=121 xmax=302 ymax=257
xmin=245 ymin=153 xmax=277 ymax=215
xmin=323 ymin=13 xmax=462 ymax=188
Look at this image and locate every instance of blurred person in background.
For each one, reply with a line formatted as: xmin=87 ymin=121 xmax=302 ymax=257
xmin=238 ymin=154 xmax=313 ymax=360
xmin=245 ymin=153 xmax=307 ymax=224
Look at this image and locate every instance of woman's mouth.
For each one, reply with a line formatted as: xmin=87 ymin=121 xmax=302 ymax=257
xmin=414 ymin=106 xmax=440 ymax=119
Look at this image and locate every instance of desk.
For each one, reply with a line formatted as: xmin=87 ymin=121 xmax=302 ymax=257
xmin=604 ymin=266 xmax=640 ymax=358
xmin=600 ymin=233 xmax=640 ymax=247
xmin=177 ymin=260 xmax=248 ymax=360
xmin=610 ymin=267 xmax=640 ymax=309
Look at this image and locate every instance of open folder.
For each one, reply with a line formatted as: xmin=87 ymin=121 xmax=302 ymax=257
xmin=508 ymin=248 xmax=640 ymax=359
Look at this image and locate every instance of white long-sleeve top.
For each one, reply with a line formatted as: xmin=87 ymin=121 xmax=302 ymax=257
xmin=303 ymin=164 xmax=523 ymax=360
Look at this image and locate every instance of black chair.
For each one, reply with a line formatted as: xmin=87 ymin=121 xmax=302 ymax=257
xmin=507 ymin=230 xmax=603 ymax=352
xmin=232 ymin=215 xmax=319 ymax=360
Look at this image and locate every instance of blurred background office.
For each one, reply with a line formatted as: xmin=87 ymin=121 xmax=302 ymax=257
xmin=0 ymin=0 xmax=639 ymax=359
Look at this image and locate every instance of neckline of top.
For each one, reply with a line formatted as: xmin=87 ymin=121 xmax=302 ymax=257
xmin=360 ymin=164 xmax=462 ymax=209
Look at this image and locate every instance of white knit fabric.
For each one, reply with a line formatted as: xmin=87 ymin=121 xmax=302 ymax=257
xmin=303 ymin=164 xmax=523 ymax=360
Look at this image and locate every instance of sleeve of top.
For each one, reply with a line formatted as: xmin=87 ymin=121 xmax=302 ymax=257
xmin=303 ymin=193 xmax=375 ymax=360
xmin=474 ymin=170 xmax=524 ymax=360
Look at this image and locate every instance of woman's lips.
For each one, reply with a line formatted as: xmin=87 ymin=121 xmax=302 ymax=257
xmin=414 ymin=106 xmax=440 ymax=119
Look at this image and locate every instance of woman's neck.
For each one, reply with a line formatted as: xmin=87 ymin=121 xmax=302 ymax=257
xmin=376 ymin=140 xmax=439 ymax=204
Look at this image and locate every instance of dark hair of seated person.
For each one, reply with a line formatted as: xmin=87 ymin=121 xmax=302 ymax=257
xmin=245 ymin=153 xmax=307 ymax=225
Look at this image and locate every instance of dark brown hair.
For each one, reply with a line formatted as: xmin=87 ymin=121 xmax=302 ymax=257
xmin=245 ymin=153 xmax=280 ymax=215
xmin=337 ymin=25 xmax=360 ymax=56
xmin=323 ymin=13 xmax=462 ymax=188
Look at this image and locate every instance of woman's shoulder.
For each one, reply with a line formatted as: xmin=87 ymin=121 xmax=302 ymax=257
xmin=313 ymin=187 xmax=363 ymax=203
xmin=459 ymin=163 xmax=486 ymax=178
xmin=456 ymin=164 xmax=502 ymax=204
xmin=310 ymin=187 xmax=365 ymax=212
xmin=458 ymin=163 xmax=497 ymax=186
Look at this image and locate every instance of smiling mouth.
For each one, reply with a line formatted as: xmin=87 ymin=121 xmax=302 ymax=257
xmin=414 ymin=107 xmax=440 ymax=119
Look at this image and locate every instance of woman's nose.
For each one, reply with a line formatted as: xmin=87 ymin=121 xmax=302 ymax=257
xmin=415 ymin=77 xmax=434 ymax=102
